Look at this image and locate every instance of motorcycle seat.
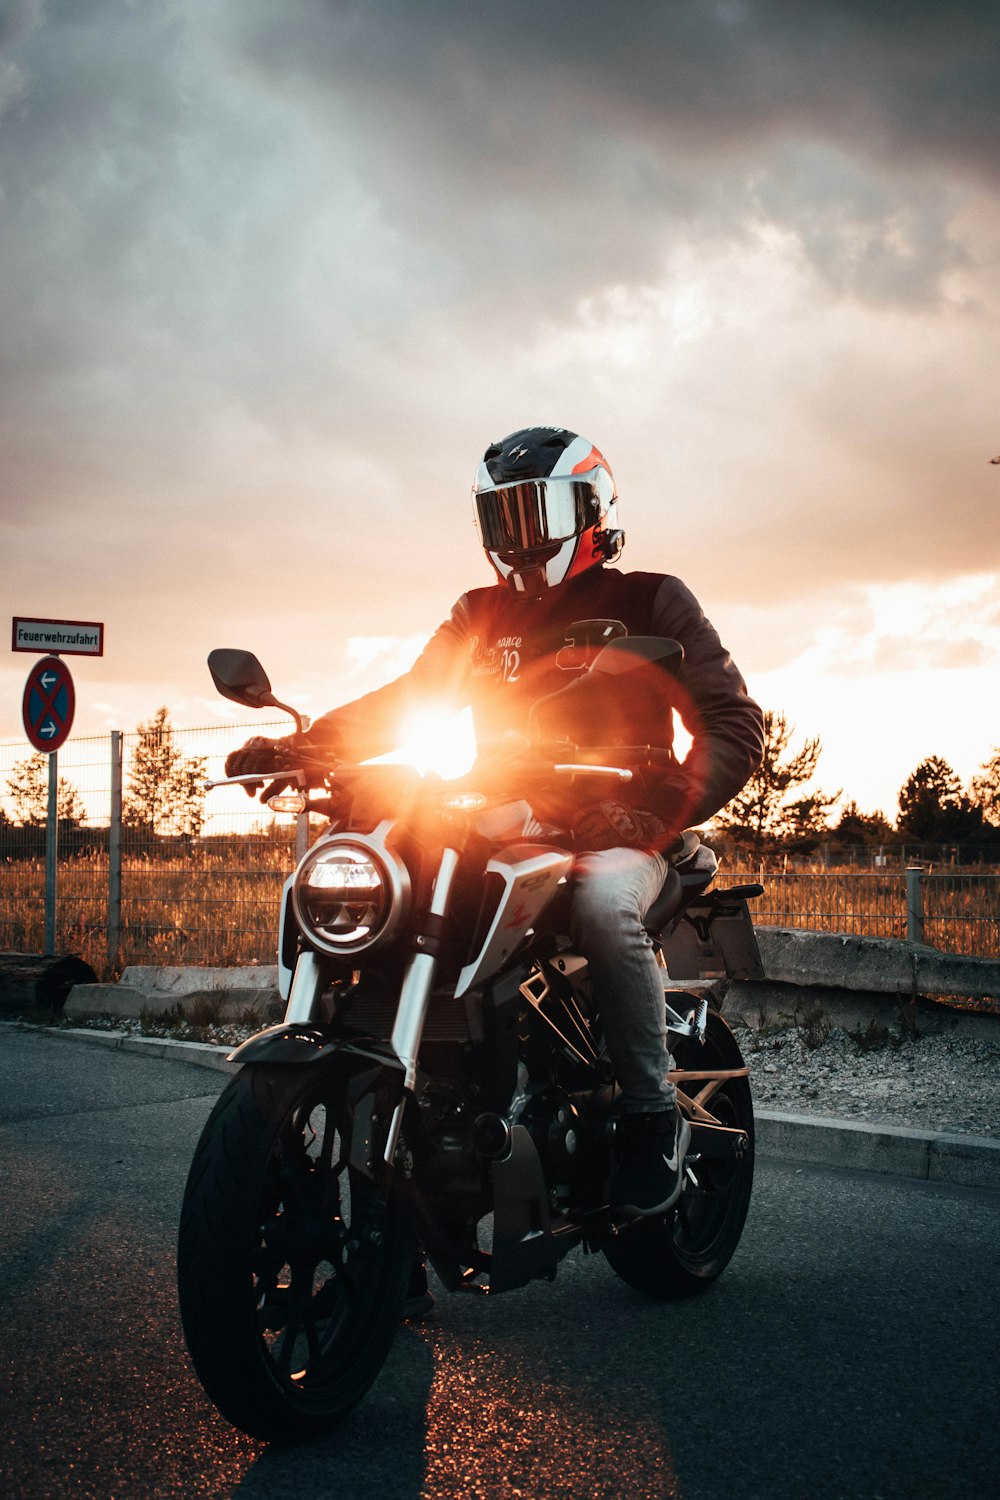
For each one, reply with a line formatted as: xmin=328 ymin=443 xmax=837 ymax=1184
xmin=643 ymin=831 xmax=712 ymax=938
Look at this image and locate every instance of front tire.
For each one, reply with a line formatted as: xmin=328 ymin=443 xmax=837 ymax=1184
xmin=177 ymin=1062 xmax=411 ymax=1443
xmin=603 ymin=1007 xmax=754 ymax=1299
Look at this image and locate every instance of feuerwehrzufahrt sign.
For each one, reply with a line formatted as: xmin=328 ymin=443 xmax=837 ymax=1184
xmin=11 ymin=617 xmax=104 ymax=657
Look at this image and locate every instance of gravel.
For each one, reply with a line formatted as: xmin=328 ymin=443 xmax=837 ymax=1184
xmin=732 ymin=1021 xmax=1000 ymax=1139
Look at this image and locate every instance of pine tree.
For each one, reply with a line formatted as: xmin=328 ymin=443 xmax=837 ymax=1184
xmin=833 ymin=800 xmax=896 ymax=845
xmin=714 ymin=709 xmax=839 ymax=851
xmin=897 ymin=757 xmax=983 ymax=841
xmin=123 ymin=707 xmax=207 ymax=838
xmin=6 ymin=751 xmax=86 ymax=827
xmin=971 ymin=748 xmax=1000 ymax=828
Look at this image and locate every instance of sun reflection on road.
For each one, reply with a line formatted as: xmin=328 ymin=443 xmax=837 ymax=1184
xmin=413 ymin=1324 xmax=680 ymax=1499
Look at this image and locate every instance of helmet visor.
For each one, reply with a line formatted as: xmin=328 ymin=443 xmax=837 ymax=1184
xmin=475 ymin=478 xmax=601 ymax=555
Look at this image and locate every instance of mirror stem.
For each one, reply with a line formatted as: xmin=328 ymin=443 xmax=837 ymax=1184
xmin=260 ymin=692 xmax=305 ymax=734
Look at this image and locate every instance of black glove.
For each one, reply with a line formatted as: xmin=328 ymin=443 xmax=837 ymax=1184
xmin=224 ymin=735 xmax=300 ymax=797
xmin=572 ymin=800 xmax=667 ymax=853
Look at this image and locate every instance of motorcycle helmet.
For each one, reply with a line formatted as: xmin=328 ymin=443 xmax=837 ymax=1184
xmin=472 ymin=426 xmax=625 ymax=595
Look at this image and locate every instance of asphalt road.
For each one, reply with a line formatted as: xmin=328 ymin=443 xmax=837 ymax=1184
xmin=1 ymin=1028 xmax=998 ymax=1500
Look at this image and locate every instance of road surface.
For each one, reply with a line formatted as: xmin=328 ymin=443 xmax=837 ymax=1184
xmin=1 ymin=1028 xmax=997 ymax=1499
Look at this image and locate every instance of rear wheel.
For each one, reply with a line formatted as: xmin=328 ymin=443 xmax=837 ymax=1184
xmin=177 ymin=1063 xmax=411 ymax=1443
xmin=603 ymin=1008 xmax=753 ymax=1298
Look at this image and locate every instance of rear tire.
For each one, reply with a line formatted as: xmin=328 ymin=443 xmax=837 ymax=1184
xmin=603 ymin=1008 xmax=753 ymax=1299
xmin=177 ymin=1062 xmax=411 ymax=1443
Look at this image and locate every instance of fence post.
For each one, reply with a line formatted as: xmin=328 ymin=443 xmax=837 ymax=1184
xmin=295 ymin=810 xmax=309 ymax=863
xmin=44 ymin=751 xmax=58 ymax=955
xmin=108 ymin=731 xmax=123 ymax=973
xmin=906 ymin=866 xmax=924 ymax=945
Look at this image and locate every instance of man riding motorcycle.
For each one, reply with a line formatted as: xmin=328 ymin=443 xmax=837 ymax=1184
xmin=226 ymin=426 xmax=764 ymax=1223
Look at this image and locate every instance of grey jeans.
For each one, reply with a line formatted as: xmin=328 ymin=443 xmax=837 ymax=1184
xmin=568 ymin=845 xmax=675 ymax=1114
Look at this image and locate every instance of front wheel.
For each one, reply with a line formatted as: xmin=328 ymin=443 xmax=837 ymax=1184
xmin=603 ymin=1007 xmax=754 ymax=1299
xmin=177 ymin=1062 xmax=412 ymax=1443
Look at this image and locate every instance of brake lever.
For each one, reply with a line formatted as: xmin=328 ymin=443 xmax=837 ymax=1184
xmin=205 ymin=767 xmax=311 ymax=791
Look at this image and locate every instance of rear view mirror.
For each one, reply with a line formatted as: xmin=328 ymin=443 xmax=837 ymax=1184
xmin=208 ymin=649 xmax=274 ymax=708
xmin=207 ymin=649 xmax=306 ymax=732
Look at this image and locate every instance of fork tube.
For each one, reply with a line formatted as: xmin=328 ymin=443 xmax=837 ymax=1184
xmin=384 ymin=846 xmax=461 ymax=1162
xmin=390 ymin=845 xmax=460 ymax=1087
xmin=283 ymin=950 xmax=327 ymax=1025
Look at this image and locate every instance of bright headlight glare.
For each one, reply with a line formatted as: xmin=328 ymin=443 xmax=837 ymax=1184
xmin=442 ymin=791 xmax=487 ymax=811
xmin=305 ymin=854 xmax=382 ymax=895
xmin=292 ymin=837 xmax=409 ymax=956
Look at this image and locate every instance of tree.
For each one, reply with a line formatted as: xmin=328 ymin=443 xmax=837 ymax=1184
xmin=6 ymin=752 xmax=86 ymax=827
xmin=713 ymin=709 xmax=839 ymax=850
xmin=124 ymin=707 xmax=207 ymax=838
xmin=971 ymin=747 xmax=1000 ymax=828
xmin=896 ymin=756 xmax=983 ymax=842
xmin=832 ymin=800 xmax=896 ymax=845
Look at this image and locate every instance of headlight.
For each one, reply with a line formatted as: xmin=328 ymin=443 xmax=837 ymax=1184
xmin=291 ymin=835 xmax=410 ymax=956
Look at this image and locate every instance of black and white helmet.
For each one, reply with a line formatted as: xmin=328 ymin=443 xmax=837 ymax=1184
xmin=472 ymin=426 xmax=624 ymax=595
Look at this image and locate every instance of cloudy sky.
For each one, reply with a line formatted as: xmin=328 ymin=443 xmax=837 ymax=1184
xmin=2 ymin=0 xmax=998 ymax=817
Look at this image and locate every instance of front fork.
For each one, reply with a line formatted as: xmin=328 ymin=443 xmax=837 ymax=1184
xmin=281 ymin=845 xmax=463 ymax=1168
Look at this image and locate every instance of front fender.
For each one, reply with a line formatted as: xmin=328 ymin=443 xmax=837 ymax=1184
xmin=228 ymin=1024 xmax=408 ymax=1184
xmin=227 ymin=1022 xmax=404 ymax=1074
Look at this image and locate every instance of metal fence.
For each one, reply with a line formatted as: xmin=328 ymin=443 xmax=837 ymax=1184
xmin=2 ymin=727 xmax=999 ymax=979
xmin=725 ymin=868 xmax=1000 ymax=957
xmin=0 ymin=723 xmax=301 ymax=977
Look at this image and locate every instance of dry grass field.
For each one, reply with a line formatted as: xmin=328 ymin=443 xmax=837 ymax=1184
xmin=0 ymin=844 xmax=294 ymax=977
xmin=1 ymin=846 xmax=997 ymax=980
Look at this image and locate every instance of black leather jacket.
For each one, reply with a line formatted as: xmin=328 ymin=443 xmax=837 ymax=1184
xmin=310 ymin=567 xmax=764 ymax=834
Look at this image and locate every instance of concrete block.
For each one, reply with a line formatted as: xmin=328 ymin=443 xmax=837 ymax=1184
xmin=119 ymin=965 xmax=279 ymax=1005
xmin=756 ymin=928 xmax=915 ymax=994
xmin=725 ymin=980 xmax=893 ymax=1032
xmin=724 ymin=979 xmax=999 ymax=1040
xmin=64 ymin=965 xmax=280 ymax=1021
xmin=912 ymin=948 xmax=1000 ymax=1002
xmin=64 ymin=984 xmax=148 ymax=1021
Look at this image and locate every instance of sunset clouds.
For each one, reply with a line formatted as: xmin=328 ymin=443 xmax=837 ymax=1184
xmin=2 ymin=0 xmax=997 ymax=812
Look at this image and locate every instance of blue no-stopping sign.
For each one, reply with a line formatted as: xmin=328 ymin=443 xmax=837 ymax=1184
xmin=22 ymin=655 xmax=76 ymax=752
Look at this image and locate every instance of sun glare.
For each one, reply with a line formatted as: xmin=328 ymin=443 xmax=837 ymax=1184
xmin=376 ymin=707 xmax=478 ymax=779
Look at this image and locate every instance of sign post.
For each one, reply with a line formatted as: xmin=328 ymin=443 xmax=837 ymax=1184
xmin=20 ymin=656 xmax=78 ymax=956
xmin=45 ymin=754 xmax=58 ymax=955
xmin=14 ymin=617 xmax=104 ymax=959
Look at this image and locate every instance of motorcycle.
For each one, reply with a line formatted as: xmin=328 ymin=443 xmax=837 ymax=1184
xmin=177 ymin=634 xmax=764 ymax=1444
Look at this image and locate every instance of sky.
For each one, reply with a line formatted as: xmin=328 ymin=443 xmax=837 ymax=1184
xmin=2 ymin=0 xmax=998 ymax=820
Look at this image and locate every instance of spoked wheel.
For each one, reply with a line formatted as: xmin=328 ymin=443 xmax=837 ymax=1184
xmin=177 ymin=1063 xmax=412 ymax=1443
xmin=603 ymin=1007 xmax=754 ymax=1299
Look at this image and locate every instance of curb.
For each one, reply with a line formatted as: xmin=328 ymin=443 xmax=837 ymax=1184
xmin=753 ymin=1109 xmax=1000 ymax=1191
xmin=52 ymin=1025 xmax=239 ymax=1074
xmin=25 ymin=1023 xmax=1000 ymax=1193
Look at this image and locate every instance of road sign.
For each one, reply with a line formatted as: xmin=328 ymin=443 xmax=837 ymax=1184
xmin=22 ymin=656 xmax=76 ymax=752
xmin=12 ymin=617 xmax=104 ymax=656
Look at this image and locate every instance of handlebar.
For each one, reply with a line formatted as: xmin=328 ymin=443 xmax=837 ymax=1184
xmin=206 ymin=758 xmax=636 ymax=795
xmin=552 ymin=764 xmax=633 ymax=782
xmin=204 ymin=771 xmax=308 ymax=790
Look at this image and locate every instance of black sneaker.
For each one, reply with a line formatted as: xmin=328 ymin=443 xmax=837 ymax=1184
xmin=610 ymin=1108 xmax=691 ymax=1217
xmin=402 ymin=1257 xmax=435 ymax=1321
